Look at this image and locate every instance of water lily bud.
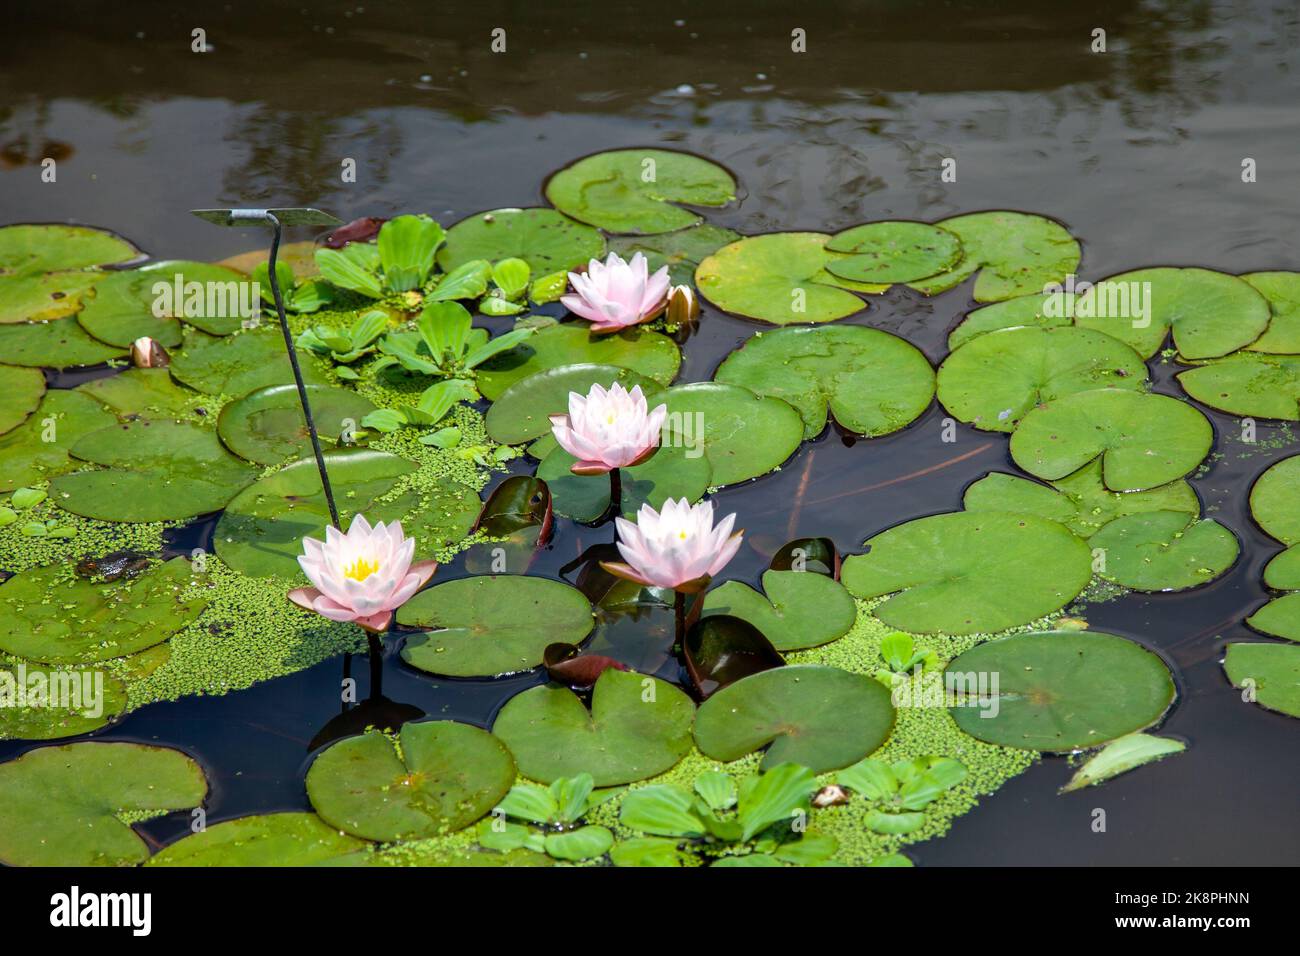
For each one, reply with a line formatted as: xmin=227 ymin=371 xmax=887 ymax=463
xmin=666 ymin=284 xmax=699 ymax=326
xmin=130 ymin=336 xmax=170 ymax=368
xmin=812 ymin=784 xmax=851 ymax=808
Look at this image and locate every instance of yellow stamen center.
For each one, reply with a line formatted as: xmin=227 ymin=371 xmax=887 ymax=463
xmin=678 ymin=531 xmax=689 ymax=540
xmin=344 ymin=557 xmax=380 ymax=581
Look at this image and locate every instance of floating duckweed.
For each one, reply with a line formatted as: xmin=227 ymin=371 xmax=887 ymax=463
xmin=0 ymin=493 xmax=169 ymax=574
xmin=127 ymin=557 xmax=366 ymax=709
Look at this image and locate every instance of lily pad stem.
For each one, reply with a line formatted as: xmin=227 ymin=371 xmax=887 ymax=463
xmin=674 ymin=590 xmax=686 ymax=645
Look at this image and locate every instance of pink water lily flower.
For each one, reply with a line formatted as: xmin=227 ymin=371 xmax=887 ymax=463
xmin=602 ymin=498 xmax=743 ymax=593
xmin=549 ymin=382 xmax=668 ymax=475
xmin=288 ymin=515 xmax=436 ymax=633
xmin=561 ymin=251 xmax=671 ymax=334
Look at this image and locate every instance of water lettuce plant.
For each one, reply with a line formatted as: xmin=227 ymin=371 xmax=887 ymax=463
xmin=477 ymin=772 xmax=622 ymax=862
xmin=614 ymin=763 xmax=839 ymax=867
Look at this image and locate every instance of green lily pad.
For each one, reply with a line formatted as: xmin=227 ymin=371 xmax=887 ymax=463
xmin=842 ymin=511 xmax=1092 ymax=634
xmin=396 ymin=575 xmax=594 ymax=677
xmin=0 ymin=271 xmax=103 ymax=324
xmin=0 ymin=662 xmax=128 ymax=740
xmin=476 ymin=324 xmax=680 ymax=402
xmin=1060 ymin=733 xmax=1186 ymax=793
xmin=701 ymin=570 xmax=857 ymax=651
xmin=1073 ymin=267 xmax=1269 ymax=359
xmin=659 ymin=382 xmax=804 ymax=486
xmin=214 ymin=448 xmax=480 ymax=578
xmin=438 ymin=207 xmax=605 ymax=276
xmin=1089 ymin=511 xmax=1238 ymax=591
xmin=0 ymin=389 xmax=117 ymax=492
xmin=77 ymin=261 xmax=253 ymax=347
xmin=76 ymin=367 xmax=202 ymax=421
xmin=536 ymin=439 xmax=712 ymax=522
xmin=824 ymin=221 xmax=962 ymax=284
xmin=695 ymin=233 xmax=877 ymax=325
xmin=693 ymin=664 xmax=895 ymax=772
xmin=0 ymin=224 xmax=139 ymax=276
xmin=0 ymin=365 xmax=45 ymax=435
xmin=937 ymin=327 xmax=1147 ymax=433
xmin=492 ymin=668 xmax=695 ymax=785
xmin=947 ymin=630 xmax=1177 ymax=751
xmin=0 ymin=316 xmax=127 ymax=367
xmin=147 ymin=812 xmax=368 ymax=867
xmin=545 ymin=149 xmax=736 ymax=234
xmin=484 ymin=362 xmax=665 ymax=445
xmin=609 ymin=225 xmax=741 ymax=285
xmin=947 ymin=292 xmax=1076 ymax=350
xmin=217 ymin=384 xmax=376 ymax=465
xmin=713 ymin=325 xmax=934 ymax=439
xmin=1242 ymin=272 xmax=1300 ymax=354
xmin=306 ymin=721 xmax=516 ymax=841
xmin=962 ymin=463 xmax=1199 ymax=538
xmin=1224 ymin=643 xmax=1300 ymax=717
xmin=0 ymin=741 xmax=207 ymax=866
xmin=1010 ymin=388 xmax=1213 ymax=492
xmin=906 ymin=212 xmax=1080 ymax=302
xmin=51 ymin=420 xmax=258 ymax=521
xmin=0 ymin=557 xmax=205 ymax=664
xmin=1250 ymin=455 xmax=1300 ymax=544
xmin=1263 ymin=545 xmax=1300 ymax=590
xmin=1246 ymin=594 xmax=1300 ymax=642
xmin=1177 ymin=353 xmax=1300 ymax=420
xmin=170 ymin=326 xmax=331 ymax=396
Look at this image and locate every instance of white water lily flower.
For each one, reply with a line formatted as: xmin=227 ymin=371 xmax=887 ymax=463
xmin=548 ymin=381 xmax=668 ymax=475
xmin=288 ymin=514 xmax=436 ymax=632
xmin=602 ymin=497 xmax=743 ymax=592
xmin=561 ymin=251 xmax=671 ymax=333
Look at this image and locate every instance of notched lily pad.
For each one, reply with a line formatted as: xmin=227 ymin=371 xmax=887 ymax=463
xmin=438 ymin=207 xmax=605 ymax=276
xmin=77 ymin=261 xmax=253 ymax=346
xmin=714 ymin=325 xmax=934 ymax=439
xmin=1242 ymin=271 xmax=1300 ymax=354
xmin=0 ymin=390 xmax=119 ymax=492
xmin=1177 ymin=353 xmax=1300 ymax=420
xmin=947 ymin=630 xmax=1177 ymax=751
xmin=306 ymin=720 xmax=516 ymax=841
xmin=0 ymin=557 xmax=205 ymax=664
xmin=148 ymin=812 xmax=368 ymax=867
xmin=492 ymin=668 xmax=695 ymax=785
xmin=0 ymin=741 xmax=207 ymax=866
xmin=696 ymin=233 xmax=876 ymax=325
xmin=659 ymin=382 xmax=804 ymax=486
xmin=824 ymin=221 xmax=962 ymax=285
xmin=170 ymin=325 xmax=331 ymax=396
xmin=947 ymin=291 xmax=1076 ymax=350
xmin=701 ymin=569 xmax=856 ymax=651
xmin=217 ymin=383 xmax=376 ymax=465
xmin=1010 ymin=388 xmax=1212 ymax=492
xmin=0 ymin=662 xmax=128 ymax=740
xmin=1073 ymin=267 xmax=1269 ymax=360
xmin=937 ymin=326 xmax=1147 ymax=433
xmin=396 ymin=575 xmax=594 ymax=678
xmin=476 ymin=324 xmax=680 ymax=403
xmin=962 ymin=463 xmax=1199 ymax=538
xmin=215 ymin=449 xmax=479 ymax=578
xmin=1224 ymin=643 xmax=1300 ymax=717
xmin=1089 ymin=511 xmax=1238 ymax=592
xmin=0 ymin=316 xmax=127 ymax=368
xmin=545 ymin=149 xmax=736 ymax=234
xmin=907 ymin=211 xmax=1080 ymax=302
xmin=693 ymin=664 xmax=895 ymax=772
xmin=52 ymin=420 xmax=258 ymax=521
xmin=843 ymin=511 xmax=1092 ymax=634
xmin=0 ymin=365 xmax=45 ymax=435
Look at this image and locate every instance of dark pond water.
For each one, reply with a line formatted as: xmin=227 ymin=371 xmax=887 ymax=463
xmin=3 ymin=0 xmax=1299 ymax=864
